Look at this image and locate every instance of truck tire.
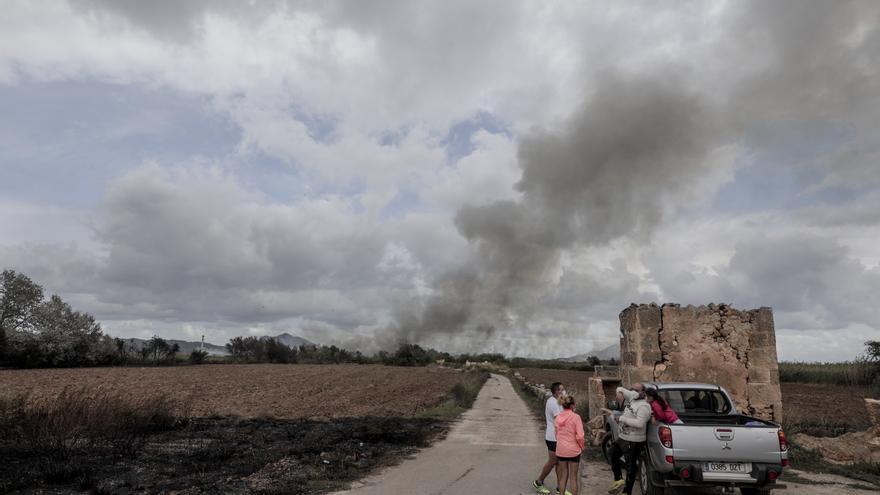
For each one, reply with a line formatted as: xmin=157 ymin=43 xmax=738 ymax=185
xmin=740 ymin=489 xmax=772 ymax=495
xmin=639 ymin=452 xmax=666 ymax=495
xmin=602 ymin=432 xmax=614 ymax=465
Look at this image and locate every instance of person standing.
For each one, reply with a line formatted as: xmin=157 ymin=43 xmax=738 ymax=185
xmin=554 ymin=394 xmax=585 ymax=495
xmin=534 ymin=382 xmax=565 ymax=494
xmin=607 ymin=386 xmax=651 ymax=495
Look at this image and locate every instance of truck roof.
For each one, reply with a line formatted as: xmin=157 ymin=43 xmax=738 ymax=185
xmin=646 ymin=382 xmax=722 ymax=391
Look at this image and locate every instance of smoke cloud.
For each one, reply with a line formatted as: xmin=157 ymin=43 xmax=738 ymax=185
xmin=388 ymin=0 xmax=880 ymax=352
xmin=386 ymin=72 xmax=727 ymax=347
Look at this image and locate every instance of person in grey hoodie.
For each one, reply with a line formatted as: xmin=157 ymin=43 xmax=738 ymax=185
xmin=607 ymin=386 xmax=651 ymax=495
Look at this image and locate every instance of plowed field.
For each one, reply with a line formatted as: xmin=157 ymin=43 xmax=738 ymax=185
xmin=0 ymin=364 xmax=462 ymax=419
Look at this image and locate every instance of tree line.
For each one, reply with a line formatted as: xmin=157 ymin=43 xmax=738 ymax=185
xmin=1 ymin=269 xmax=614 ymax=369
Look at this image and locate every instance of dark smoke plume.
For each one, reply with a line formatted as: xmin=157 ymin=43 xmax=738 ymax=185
xmin=386 ymin=72 xmax=725 ymax=346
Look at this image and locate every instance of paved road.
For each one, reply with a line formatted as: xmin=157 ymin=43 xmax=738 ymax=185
xmin=332 ymin=373 xmax=548 ymax=495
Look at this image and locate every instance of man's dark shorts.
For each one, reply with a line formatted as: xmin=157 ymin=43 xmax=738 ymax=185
xmin=556 ymin=454 xmax=580 ymax=463
xmin=545 ymin=440 xmax=557 ymax=452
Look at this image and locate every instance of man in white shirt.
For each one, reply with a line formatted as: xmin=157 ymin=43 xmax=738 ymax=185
xmin=533 ymin=382 xmax=565 ymax=494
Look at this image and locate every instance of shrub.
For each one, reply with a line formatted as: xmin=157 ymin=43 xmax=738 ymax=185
xmin=779 ymin=360 xmax=876 ymax=386
xmin=0 ymin=387 xmax=184 ymax=459
xmin=189 ymin=349 xmax=209 ymax=364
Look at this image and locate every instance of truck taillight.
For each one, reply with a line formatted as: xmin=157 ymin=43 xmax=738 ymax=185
xmin=778 ymin=429 xmax=788 ymax=452
xmin=659 ymin=425 xmax=673 ymax=449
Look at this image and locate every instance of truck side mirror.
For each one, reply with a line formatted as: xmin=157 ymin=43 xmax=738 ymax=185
xmin=607 ymin=399 xmax=619 ymax=410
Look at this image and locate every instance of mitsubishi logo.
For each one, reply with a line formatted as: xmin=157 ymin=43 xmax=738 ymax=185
xmin=722 ymin=442 xmax=732 ymax=450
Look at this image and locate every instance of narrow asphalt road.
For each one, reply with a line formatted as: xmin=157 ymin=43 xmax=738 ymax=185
xmin=332 ymin=373 xmax=548 ymax=495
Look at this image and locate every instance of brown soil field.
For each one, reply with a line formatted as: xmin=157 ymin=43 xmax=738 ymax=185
xmin=514 ymin=369 xmax=877 ymax=433
xmin=781 ymin=382 xmax=875 ymax=433
xmin=0 ymin=364 xmax=462 ymax=419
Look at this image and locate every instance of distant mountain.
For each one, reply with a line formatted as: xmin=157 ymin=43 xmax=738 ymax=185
xmin=273 ymin=333 xmax=314 ymax=349
xmin=559 ymin=342 xmax=620 ymax=362
xmin=121 ymin=333 xmax=314 ymax=356
xmin=122 ymin=338 xmax=229 ymax=356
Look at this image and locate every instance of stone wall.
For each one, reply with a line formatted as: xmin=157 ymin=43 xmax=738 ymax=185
xmin=619 ymin=303 xmax=784 ymax=422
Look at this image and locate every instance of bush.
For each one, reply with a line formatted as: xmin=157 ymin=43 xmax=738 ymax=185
xmin=779 ymin=360 xmax=876 ymax=386
xmin=419 ymin=371 xmax=489 ymax=418
xmin=189 ymin=349 xmax=209 ymax=364
xmin=0 ymin=387 xmax=184 ymax=459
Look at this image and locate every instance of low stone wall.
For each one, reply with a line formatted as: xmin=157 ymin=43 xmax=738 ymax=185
xmin=511 ymin=371 xmax=552 ymax=398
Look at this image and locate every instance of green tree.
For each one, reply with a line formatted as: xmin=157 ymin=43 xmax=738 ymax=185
xmin=32 ymin=294 xmax=104 ymax=366
xmin=0 ymin=270 xmax=44 ymax=361
xmin=142 ymin=336 xmax=179 ymax=365
xmin=865 ymin=340 xmax=880 ymax=363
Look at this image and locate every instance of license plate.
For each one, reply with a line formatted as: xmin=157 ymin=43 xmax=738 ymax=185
xmin=703 ymin=462 xmax=749 ymax=473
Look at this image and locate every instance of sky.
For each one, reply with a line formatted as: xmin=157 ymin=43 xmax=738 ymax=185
xmin=1 ymin=0 xmax=879 ymax=361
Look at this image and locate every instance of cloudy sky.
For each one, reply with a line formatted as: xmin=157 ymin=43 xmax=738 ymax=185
xmin=1 ymin=1 xmax=878 ymax=361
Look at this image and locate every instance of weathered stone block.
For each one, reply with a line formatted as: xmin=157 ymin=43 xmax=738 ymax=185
xmin=748 ymin=366 xmax=772 ymax=384
xmin=619 ymin=303 xmax=784 ymax=422
xmin=866 ymin=398 xmax=880 ymax=437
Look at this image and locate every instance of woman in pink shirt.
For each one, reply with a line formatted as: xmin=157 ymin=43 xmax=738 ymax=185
xmin=554 ymin=394 xmax=585 ymax=495
xmin=646 ymin=388 xmax=682 ymax=424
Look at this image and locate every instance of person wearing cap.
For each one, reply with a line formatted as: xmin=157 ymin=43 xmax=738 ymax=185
xmin=606 ymin=386 xmax=651 ymax=495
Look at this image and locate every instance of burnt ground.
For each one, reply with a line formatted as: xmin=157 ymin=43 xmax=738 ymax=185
xmin=0 ymin=416 xmax=450 ymax=494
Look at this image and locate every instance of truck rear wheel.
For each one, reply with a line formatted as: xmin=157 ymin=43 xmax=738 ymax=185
xmin=602 ymin=432 xmax=614 ymax=465
xmin=639 ymin=452 xmax=665 ymax=495
xmin=740 ymin=489 xmax=772 ymax=495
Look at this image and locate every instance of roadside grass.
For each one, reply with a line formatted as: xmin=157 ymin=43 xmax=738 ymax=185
xmin=0 ymin=387 xmax=185 ymax=491
xmin=417 ymin=370 xmax=489 ymax=419
xmin=779 ymin=360 xmax=877 ymax=388
xmin=783 ymin=415 xmax=864 ymax=438
xmin=787 ymin=444 xmax=880 ymax=488
xmin=511 ymin=375 xmax=547 ymax=421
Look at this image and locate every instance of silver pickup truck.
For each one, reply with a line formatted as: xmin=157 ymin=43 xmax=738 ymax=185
xmin=603 ymin=382 xmax=788 ymax=495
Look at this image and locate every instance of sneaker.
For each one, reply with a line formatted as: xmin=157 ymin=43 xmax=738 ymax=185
xmin=607 ymin=479 xmax=626 ymax=494
xmin=533 ymin=481 xmax=550 ymax=494
xmin=554 ymin=490 xmax=573 ymax=495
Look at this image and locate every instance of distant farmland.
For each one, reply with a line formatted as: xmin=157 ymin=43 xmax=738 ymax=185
xmin=0 ymin=364 xmax=463 ymax=419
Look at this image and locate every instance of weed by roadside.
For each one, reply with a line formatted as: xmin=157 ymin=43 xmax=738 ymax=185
xmin=0 ymin=387 xmax=186 ymax=492
xmin=788 ymin=444 xmax=880 ymax=488
xmin=418 ymin=371 xmax=488 ymax=419
xmin=783 ymin=417 xmax=863 ymax=438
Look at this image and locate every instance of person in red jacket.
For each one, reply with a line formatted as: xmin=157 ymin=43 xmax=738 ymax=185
xmin=645 ymin=388 xmax=682 ymax=424
xmin=554 ymin=394 xmax=585 ymax=495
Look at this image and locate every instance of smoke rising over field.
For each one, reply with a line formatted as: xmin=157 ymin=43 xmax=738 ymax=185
xmin=388 ymin=74 xmax=725 ymax=344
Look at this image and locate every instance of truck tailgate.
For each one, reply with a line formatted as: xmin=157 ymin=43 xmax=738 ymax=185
xmin=669 ymin=424 xmax=783 ymax=464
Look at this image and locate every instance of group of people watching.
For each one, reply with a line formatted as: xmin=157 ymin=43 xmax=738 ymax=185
xmin=532 ymin=382 xmax=680 ymax=495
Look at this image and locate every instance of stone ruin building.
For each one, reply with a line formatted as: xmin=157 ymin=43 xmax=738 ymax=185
xmin=588 ymin=303 xmax=784 ymax=427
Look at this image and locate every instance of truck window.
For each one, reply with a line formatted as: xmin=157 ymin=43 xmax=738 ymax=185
xmin=659 ymin=389 xmax=731 ymax=415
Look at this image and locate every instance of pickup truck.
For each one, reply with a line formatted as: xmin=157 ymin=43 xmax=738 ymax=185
xmin=602 ymin=382 xmax=788 ymax=495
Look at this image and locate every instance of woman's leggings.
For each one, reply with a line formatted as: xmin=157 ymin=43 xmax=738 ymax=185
xmin=610 ymin=439 xmax=646 ymax=494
